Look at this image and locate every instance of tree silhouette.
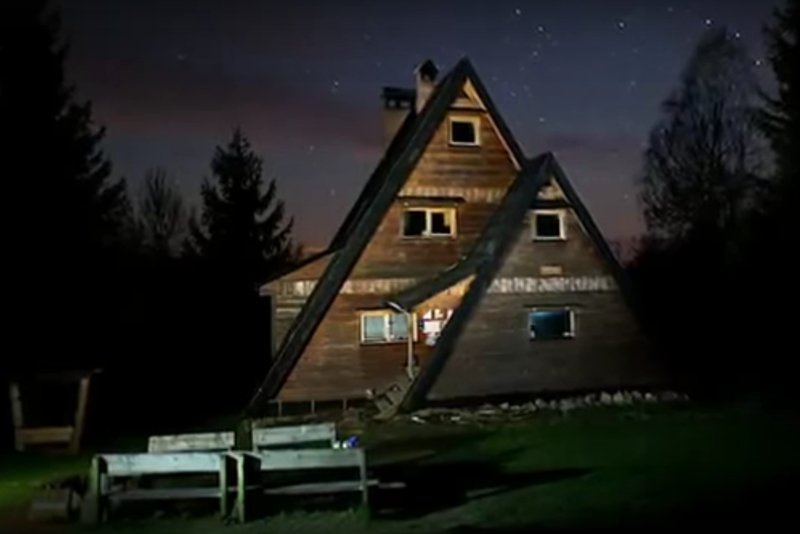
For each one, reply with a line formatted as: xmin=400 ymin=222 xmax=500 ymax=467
xmin=639 ymin=28 xmax=764 ymax=245
xmin=137 ymin=168 xmax=186 ymax=257
xmin=2 ymin=1 xmax=129 ymax=373
xmin=762 ymin=0 xmax=800 ymax=212
xmin=631 ymin=29 xmax=768 ymax=394
xmin=188 ymin=129 xmax=298 ymax=289
xmin=2 ymin=1 xmax=128 ymax=257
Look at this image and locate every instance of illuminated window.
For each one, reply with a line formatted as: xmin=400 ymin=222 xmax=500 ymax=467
xmin=402 ymin=208 xmax=456 ymax=237
xmin=529 ymin=308 xmax=574 ymax=340
xmin=449 ymin=116 xmax=480 ymax=146
xmin=360 ymin=311 xmax=416 ymax=344
xmin=532 ymin=210 xmax=566 ymax=240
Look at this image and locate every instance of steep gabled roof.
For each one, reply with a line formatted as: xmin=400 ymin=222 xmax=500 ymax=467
xmin=248 ymin=58 xmax=525 ymax=413
xmin=398 ymin=153 xmax=637 ymax=411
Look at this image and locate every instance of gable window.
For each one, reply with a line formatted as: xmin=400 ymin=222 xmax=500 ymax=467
xmin=532 ymin=210 xmax=566 ymax=241
xmin=360 ymin=311 xmax=416 ymax=344
xmin=402 ymin=207 xmax=456 ymax=237
xmin=529 ymin=308 xmax=574 ymax=340
xmin=449 ymin=116 xmax=480 ymax=146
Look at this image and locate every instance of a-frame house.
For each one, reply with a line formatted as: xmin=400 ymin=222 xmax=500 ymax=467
xmin=249 ymin=58 xmax=662 ymax=416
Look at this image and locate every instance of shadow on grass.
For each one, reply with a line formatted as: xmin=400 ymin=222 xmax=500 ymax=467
xmin=372 ymin=459 xmax=591 ymax=519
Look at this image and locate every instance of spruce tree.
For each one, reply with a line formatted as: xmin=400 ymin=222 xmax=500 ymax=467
xmin=2 ymin=1 xmax=129 ymax=372
xmin=2 ymin=1 xmax=127 ymax=259
xmin=189 ymin=129 xmax=297 ymax=288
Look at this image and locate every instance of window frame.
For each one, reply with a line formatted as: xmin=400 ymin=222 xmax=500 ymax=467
xmin=359 ymin=310 xmax=418 ymax=345
xmin=448 ymin=116 xmax=481 ymax=147
xmin=401 ymin=207 xmax=457 ymax=238
xmin=532 ymin=209 xmax=567 ymax=241
xmin=528 ymin=307 xmax=575 ymax=340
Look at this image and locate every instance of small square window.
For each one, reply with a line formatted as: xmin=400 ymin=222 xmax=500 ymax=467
xmin=449 ymin=117 xmax=480 ymax=146
xmin=533 ymin=211 xmax=565 ymax=240
xmin=362 ymin=315 xmax=386 ymax=343
xmin=429 ymin=211 xmax=453 ymax=235
xmin=388 ymin=313 xmax=409 ymax=340
xmin=403 ymin=210 xmax=427 ymax=236
xmin=529 ymin=309 xmax=574 ymax=340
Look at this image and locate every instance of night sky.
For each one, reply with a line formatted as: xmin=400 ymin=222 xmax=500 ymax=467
xmin=59 ymin=0 xmax=778 ymax=248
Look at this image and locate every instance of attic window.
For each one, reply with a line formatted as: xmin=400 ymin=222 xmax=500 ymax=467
xmin=449 ymin=116 xmax=480 ymax=146
xmin=532 ymin=210 xmax=566 ymax=241
xmin=529 ymin=308 xmax=575 ymax=340
xmin=402 ymin=207 xmax=456 ymax=237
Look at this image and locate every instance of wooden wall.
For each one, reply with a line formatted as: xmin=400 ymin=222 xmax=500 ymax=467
xmin=428 ymin=201 xmax=662 ymax=401
xmin=277 ymin=87 xmax=519 ymax=402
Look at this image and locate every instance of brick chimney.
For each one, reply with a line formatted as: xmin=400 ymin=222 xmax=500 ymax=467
xmin=380 ymin=86 xmax=414 ymax=147
xmin=414 ymin=59 xmax=439 ymax=112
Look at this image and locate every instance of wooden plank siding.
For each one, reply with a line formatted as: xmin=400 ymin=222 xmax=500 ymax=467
xmin=428 ymin=198 xmax=660 ymax=401
xmin=277 ymin=98 xmax=518 ymax=401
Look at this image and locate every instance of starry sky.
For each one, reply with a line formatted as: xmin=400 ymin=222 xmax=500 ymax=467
xmin=59 ymin=0 xmax=778 ymax=248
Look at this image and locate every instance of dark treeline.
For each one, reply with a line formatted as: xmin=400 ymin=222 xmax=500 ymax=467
xmin=629 ymin=2 xmax=800 ymax=399
xmin=1 ymin=1 xmax=300 ymax=441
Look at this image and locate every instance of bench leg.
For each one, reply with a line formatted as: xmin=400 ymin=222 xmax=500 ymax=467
xmin=234 ymin=453 xmax=261 ymax=523
xmin=220 ymin=453 xmax=237 ymax=519
xmin=357 ymin=449 xmax=369 ymax=509
xmin=81 ymin=456 xmax=106 ymax=524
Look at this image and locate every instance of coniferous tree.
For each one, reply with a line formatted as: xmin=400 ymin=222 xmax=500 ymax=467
xmin=189 ymin=129 xmax=298 ymax=289
xmin=2 ymin=1 xmax=129 ymax=372
xmin=2 ymin=1 xmax=128 ymax=258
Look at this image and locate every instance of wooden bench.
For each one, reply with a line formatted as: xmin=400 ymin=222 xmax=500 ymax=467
xmin=252 ymin=422 xmax=337 ymax=450
xmin=146 ymin=422 xmax=338 ymax=453
xmin=232 ymin=448 xmax=368 ymax=523
xmin=82 ymin=452 xmax=236 ymax=524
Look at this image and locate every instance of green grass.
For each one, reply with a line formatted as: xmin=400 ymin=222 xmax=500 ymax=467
xmin=2 ymin=402 xmax=798 ymax=531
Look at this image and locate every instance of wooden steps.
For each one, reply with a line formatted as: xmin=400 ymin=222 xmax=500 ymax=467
xmin=373 ymin=378 xmax=413 ymax=420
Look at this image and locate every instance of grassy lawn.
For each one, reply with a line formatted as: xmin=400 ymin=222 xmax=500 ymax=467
xmin=1 ymin=402 xmax=798 ymax=531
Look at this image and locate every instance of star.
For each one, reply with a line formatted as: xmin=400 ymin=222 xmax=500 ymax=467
xmin=515 ymin=8 xmax=522 ymax=16
xmin=617 ymin=20 xmax=626 ymax=30
xmin=734 ymin=31 xmax=742 ymax=39
xmin=175 ymin=53 xmax=187 ymax=62
xmin=754 ymin=59 xmax=763 ymax=67
xmin=704 ymin=18 xmax=713 ymax=26
xmin=537 ymin=25 xmax=546 ymax=33
xmin=666 ymin=6 xmax=674 ymax=13
xmin=538 ymin=116 xmax=546 ymax=124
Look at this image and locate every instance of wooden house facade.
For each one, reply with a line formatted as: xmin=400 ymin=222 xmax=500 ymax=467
xmin=249 ymin=59 xmax=662 ymax=415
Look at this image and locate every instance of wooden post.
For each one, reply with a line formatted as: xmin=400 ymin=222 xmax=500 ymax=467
xmin=220 ymin=453 xmax=237 ymax=519
xmin=310 ymin=399 xmax=315 ymax=415
xmin=81 ymin=456 xmax=105 ymax=525
xmin=234 ymin=453 xmax=261 ymax=523
xmin=357 ymin=448 xmax=369 ymax=509
xmin=69 ymin=376 xmax=91 ymax=454
xmin=9 ymin=382 xmax=24 ymax=452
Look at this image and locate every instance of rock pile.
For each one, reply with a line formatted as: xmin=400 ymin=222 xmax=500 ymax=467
xmin=403 ymin=390 xmax=689 ymax=424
